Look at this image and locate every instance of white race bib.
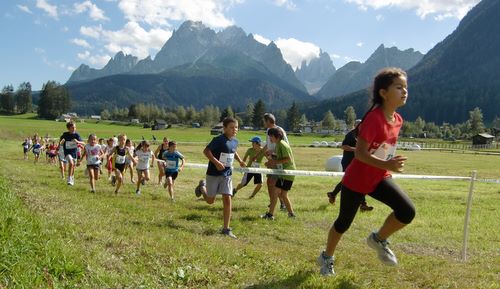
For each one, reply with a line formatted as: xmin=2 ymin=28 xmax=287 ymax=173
xmin=65 ymin=141 xmax=77 ymax=149
xmin=251 ymin=162 xmax=260 ymax=168
xmin=166 ymin=160 xmax=177 ymax=169
xmin=219 ymin=153 xmax=234 ymax=167
xmin=89 ymin=155 xmax=100 ymax=165
xmin=33 ymin=148 xmax=41 ymax=154
xmin=116 ymin=155 xmax=126 ymax=164
xmin=372 ymin=143 xmax=397 ymax=161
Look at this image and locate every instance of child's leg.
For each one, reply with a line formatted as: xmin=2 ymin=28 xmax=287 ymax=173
xmin=325 ymin=186 xmax=365 ymax=257
xmin=279 ymin=190 xmax=294 ymax=214
xmin=249 ymin=183 xmax=262 ymax=198
xmin=115 ymin=169 xmax=123 ymax=192
xmin=88 ymin=167 xmax=96 ymax=191
xmin=144 ymin=170 xmax=150 ymax=181
xmin=222 ymin=194 xmax=232 ymax=230
xmin=369 ymin=179 xmax=416 ymax=240
xmin=136 ymin=171 xmax=142 ymax=191
xmin=157 ymin=162 xmax=164 ymax=184
xmin=129 ymin=163 xmax=135 ymax=183
xmin=68 ymin=157 xmax=75 ymax=177
xmin=267 ymin=186 xmax=279 ymax=215
xmin=166 ymin=176 xmax=174 ymax=199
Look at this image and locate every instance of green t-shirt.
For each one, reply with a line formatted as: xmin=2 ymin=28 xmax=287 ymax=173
xmin=244 ymin=147 xmax=265 ymax=167
xmin=276 ymin=140 xmax=296 ymax=181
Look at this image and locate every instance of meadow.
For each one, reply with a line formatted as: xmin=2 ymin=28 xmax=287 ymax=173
xmin=0 ymin=114 xmax=499 ymax=288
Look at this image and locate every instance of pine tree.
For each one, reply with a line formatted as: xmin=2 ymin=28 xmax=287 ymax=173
xmin=286 ymin=102 xmax=300 ymax=131
xmin=16 ymin=82 xmax=32 ymax=114
xmin=0 ymin=85 xmax=15 ymax=114
xmin=344 ymin=106 xmax=356 ymax=129
xmin=252 ymin=99 xmax=266 ymax=129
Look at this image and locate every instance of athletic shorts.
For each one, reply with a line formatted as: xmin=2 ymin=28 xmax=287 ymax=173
xmin=205 ymin=175 xmax=232 ymax=197
xmin=64 ymin=151 xmax=77 ymax=161
xmin=87 ymin=164 xmax=100 ymax=170
xmin=136 ymin=168 xmax=149 ymax=174
xmin=23 ymin=148 xmax=28 ymax=154
xmin=276 ymin=178 xmax=293 ymax=191
xmin=240 ymin=172 xmax=262 ymax=186
xmin=164 ymin=171 xmax=179 ymax=180
xmin=115 ymin=163 xmax=125 ymax=173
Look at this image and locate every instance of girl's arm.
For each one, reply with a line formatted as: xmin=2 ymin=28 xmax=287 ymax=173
xmin=150 ymin=151 xmax=156 ymax=168
xmin=354 ymin=138 xmax=406 ymax=173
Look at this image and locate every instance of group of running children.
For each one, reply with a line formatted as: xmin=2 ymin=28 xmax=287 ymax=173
xmin=22 ymin=67 xmax=416 ymax=277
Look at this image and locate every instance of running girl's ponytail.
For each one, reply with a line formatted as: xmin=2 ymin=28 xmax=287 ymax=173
xmin=354 ymin=67 xmax=407 ymax=135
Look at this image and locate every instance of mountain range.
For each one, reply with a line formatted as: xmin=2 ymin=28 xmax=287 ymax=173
xmin=303 ymin=0 xmax=500 ymax=124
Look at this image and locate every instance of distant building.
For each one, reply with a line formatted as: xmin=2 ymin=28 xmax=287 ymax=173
xmin=57 ymin=113 xmax=78 ymax=122
xmin=210 ymin=122 xmax=223 ymax=135
xmin=472 ymin=133 xmax=494 ymax=145
xmin=130 ymin=118 xmax=140 ymax=124
xmin=152 ymin=119 xmax=167 ymax=130
xmin=90 ymin=115 xmax=101 ymax=121
xmin=493 ymin=127 xmax=500 ymax=140
xmin=191 ymin=122 xmax=201 ymax=128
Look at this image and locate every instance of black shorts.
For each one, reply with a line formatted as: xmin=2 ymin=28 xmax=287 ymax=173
xmin=87 ymin=164 xmax=100 ymax=170
xmin=23 ymin=148 xmax=28 ymax=154
xmin=240 ymin=173 xmax=263 ymax=186
xmin=115 ymin=163 xmax=126 ymax=173
xmin=276 ymin=178 xmax=293 ymax=191
xmin=164 ymin=171 xmax=178 ymax=180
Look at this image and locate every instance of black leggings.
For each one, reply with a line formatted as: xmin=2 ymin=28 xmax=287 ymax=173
xmin=333 ymin=178 xmax=416 ymax=234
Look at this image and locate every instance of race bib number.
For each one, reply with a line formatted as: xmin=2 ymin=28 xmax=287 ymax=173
xmin=251 ymin=162 xmax=260 ymax=168
xmin=219 ymin=153 xmax=234 ymax=167
xmin=166 ymin=160 xmax=177 ymax=169
xmin=89 ymin=155 xmax=100 ymax=165
xmin=33 ymin=148 xmax=40 ymax=154
xmin=65 ymin=141 xmax=77 ymax=149
xmin=372 ymin=143 xmax=397 ymax=161
xmin=116 ymin=155 xmax=126 ymax=164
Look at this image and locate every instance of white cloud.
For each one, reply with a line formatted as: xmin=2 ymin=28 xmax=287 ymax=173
xmin=74 ymin=1 xmax=109 ymax=21
xmin=345 ymin=0 xmax=480 ymax=20
xmin=330 ymin=53 xmax=340 ymax=59
xmin=356 ymin=42 xmax=363 ymax=47
xmin=375 ymin=14 xmax=384 ymax=21
xmin=117 ymin=0 xmax=240 ymax=28
xmin=77 ymin=50 xmax=111 ymax=67
xmin=274 ymin=38 xmax=320 ymax=69
xmin=273 ymin=0 xmax=297 ymax=10
xmin=80 ymin=25 xmax=103 ymax=38
xmin=71 ymin=38 xmax=92 ymax=48
xmin=62 ymin=26 xmax=69 ymax=32
xmin=17 ymin=5 xmax=33 ymax=14
xmin=253 ymin=34 xmax=271 ymax=45
xmin=80 ymin=22 xmax=172 ymax=59
xmin=36 ymin=0 xmax=58 ymax=19
xmin=34 ymin=47 xmax=46 ymax=54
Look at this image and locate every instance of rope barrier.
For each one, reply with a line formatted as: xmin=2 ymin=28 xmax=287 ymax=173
xmin=183 ymin=163 xmax=500 ymax=183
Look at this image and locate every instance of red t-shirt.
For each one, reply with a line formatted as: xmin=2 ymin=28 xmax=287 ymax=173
xmin=342 ymin=107 xmax=403 ymax=194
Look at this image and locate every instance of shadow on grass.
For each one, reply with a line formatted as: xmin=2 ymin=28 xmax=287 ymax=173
xmin=244 ymin=270 xmax=313 ymax=289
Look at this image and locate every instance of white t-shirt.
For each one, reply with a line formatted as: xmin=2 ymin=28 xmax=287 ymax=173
xmin=136 ymin=150 xmax=153 ymax=170
xmin=85 ymin=144 xmax=102 ymax=165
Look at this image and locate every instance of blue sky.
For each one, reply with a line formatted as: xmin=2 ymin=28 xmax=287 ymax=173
xmin=0 ymin=0 xmax=480 ymax=91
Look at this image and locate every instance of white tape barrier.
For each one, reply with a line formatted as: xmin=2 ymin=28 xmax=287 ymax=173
xmin=183 ymin=163 xmax=500 ymax=183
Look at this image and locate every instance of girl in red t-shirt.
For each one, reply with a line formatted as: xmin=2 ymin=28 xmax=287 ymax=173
xmin=317 ymin=67 xmax=416 ymax=276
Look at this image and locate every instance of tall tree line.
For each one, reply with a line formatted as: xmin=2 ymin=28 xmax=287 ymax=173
xmin=0 ymin=82 xmax=32 ymax=114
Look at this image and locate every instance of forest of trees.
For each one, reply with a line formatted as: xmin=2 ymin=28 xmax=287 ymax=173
xmin=0 ymin=82 xmax=32 ymax=114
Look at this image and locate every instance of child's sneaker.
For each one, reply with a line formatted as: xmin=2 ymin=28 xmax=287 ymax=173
xmin=288 ymin=212 xmax=296 ymax=218
xmin=279 ymin=202 xmax=287 ymax=211
xmin=260 ymin=212 xmax=274 ymax=220
xmin=221 ymin=227 xmax=237 ymax=239
xmin=360 ymin=202 xmax=374 ymax=212
xmin=366 ymin=232 xmax=398 ymax=266
xmin=194 ymin=180 xmax=205 ymax=198
xmin=317 ymin=251 xmax=335 ymax=276
xmin=135 ymin=189 xmax=141 ymax=196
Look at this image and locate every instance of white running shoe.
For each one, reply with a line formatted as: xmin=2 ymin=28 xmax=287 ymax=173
xmin=367 ymin=232 xmax=398 ymax=266
xmin=317 ymin=251 xmax=335 ymax=276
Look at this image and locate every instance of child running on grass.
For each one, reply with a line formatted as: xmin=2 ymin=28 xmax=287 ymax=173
xmin=29 ymin=137 xmax=43 ymax=164
xmin=110 ymin=134 xmax=134 ymax=194
xmin=233 ymin=136 xmax=264 ymax=199
xmin=162 ymin=141 xmax=185 ymax=202
xmin=154 ymin=137 xmax=169 ymax=185
xmin=317 ymin=67 xmax=416 ymax=276
xmin=134 ymin=140 xmax=155 ymax=195
xmin=199 ymin=117 xmax=246 ymax=239
xmin=260 ymin=128 xmax=297 ymax=220
xmin=22 ymin=138 xmax=30 ymax=160
xmin=103 ymin=138 xmax=115 ymax=180
xmin=124 ymin=139 xmax=136 ymax=184
xmin=59 ymin=121 xmax=84 ymax=186
xmin=79 ymin=134 xmax=104 ymax=193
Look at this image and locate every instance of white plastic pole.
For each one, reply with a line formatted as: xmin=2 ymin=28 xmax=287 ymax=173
xmin=462 ymin=170 xmax=477 ymax=262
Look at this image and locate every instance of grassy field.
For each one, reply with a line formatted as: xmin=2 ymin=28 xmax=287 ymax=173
xmin=1 ymin=115 xmax=499 ymax=288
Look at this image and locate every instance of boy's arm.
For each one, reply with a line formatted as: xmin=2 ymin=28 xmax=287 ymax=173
xmin=203 ymin=147 xmax=225 ymax=171
xmin=179 ymin=157 xmax=185 ymax=171
xmin=235 ymin=152 xmax=246 ymax=167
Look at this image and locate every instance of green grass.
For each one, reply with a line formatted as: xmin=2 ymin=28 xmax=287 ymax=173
xmin=0 ymin=116 xmax=499 ymax=288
